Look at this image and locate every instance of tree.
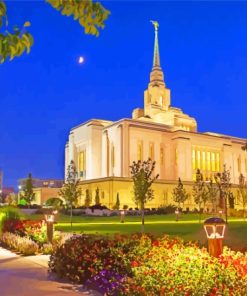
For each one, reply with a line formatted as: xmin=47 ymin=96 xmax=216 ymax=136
xmin=130 ymin=158 xmax=159 ymax=233
xmin=214 ymin=165 xmax=232 ymax=224
xmin=238 ymin=173 xmax=247 ymax=220
xmin=84 ymin=188 xmax=91 ymax=207
xmin=172 ymin=178 xmax=189 ymax=209
xmin=113 ymin=192 xmax=120 ymax=210
xmin=206 ymin=179 xmax=219 ymax=213
xmin=20 ymin=173 xmax=35 ymax=207
xmin=94 ymin=187 xmax=100 ymax=205
xmin=0 ymin=0 xmax=110 ymax=63
xmin=192 ymin=169 xmax=208 ymax=221
xmin=59 ymin=160 xmax=82 ymax=227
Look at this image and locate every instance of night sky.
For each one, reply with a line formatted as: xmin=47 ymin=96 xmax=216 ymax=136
xmin=1 ymin=1 xmax=247 ymax=188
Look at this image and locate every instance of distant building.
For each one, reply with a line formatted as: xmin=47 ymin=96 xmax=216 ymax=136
xmin=18 ymin=178 xmax=64 ymax=205
xmin=65 ymin=23 xmax=247 ymax=210
xmin=18 ymin=178 xmax=63 ymax=189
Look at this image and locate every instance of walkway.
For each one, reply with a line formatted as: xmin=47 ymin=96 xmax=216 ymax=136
xmin=0 ymin=247 xmax=99 ymax=296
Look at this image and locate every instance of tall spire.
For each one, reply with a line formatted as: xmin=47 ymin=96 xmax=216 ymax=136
xmin=151 ymin=20 xmax=160 ymax=68
xmin=149 ymin=20 xmax=165 ymax=87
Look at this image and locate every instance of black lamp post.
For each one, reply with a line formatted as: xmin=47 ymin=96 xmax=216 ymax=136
xmin=204 ymin=217 xmax=226 ymax=257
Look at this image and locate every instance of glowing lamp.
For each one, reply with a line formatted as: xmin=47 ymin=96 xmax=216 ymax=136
xmin=42 ymin=208 xmax=58 ymax=243
xmin=204 ymin=217 xmax=226 ymax=257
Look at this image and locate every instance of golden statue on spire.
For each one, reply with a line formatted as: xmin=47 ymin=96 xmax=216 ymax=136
xmin=150 ymin=20 xmax=159 ymax=31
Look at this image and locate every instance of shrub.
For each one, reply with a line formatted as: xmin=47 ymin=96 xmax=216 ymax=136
xmin=1 ymin=232 xmax=39 ymax=255
xmin=41 ymin=243 xmax=54 ymax=255
xmin=2 ymin=218 xmax=25 ymax=236
xmin=49 ymin=234 xmax=247 ymax=296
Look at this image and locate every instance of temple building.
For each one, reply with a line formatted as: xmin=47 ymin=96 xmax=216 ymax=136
xmin=65 ymin=23 xmax=247 ymax=209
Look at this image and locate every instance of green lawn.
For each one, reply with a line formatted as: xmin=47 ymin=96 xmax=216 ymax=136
xmin=37 ymin=213 xmax=246 ymax=251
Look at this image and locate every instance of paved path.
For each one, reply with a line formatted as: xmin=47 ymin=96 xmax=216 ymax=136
xmin=0 ymin=247 xmax=99 ymax=296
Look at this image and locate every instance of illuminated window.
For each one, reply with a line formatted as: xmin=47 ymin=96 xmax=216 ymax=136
xmin=211 ymin=152 xmax=215 ymax=171
xmin=202 ymin=151 xmax=206 ymax=170
xmin=197 ymin=150 xmax=201 ymax=169
xmin=160 ymin=147 xmax=164 ymax=165
xmin=237 ymin=156 xmax=241 ymax=172
xmin=79 ymin=151 xmax=85 ymax=172
xmin=111 ymin=145 xmax=115 ymax=168
xmin=216 ymin=153 xmax=220 ymax=171
xmin=137 ymin=141 xmax=143 ymax=161
xmin=149 ymin=143 xmax=154 ymax=160
xmin=192 ymin=149 xmax=196 ymax=170
xmin=245 ymin=158 xmax=247 ymax=174
xmin=207 ymin=152 xmax=211 ymax=171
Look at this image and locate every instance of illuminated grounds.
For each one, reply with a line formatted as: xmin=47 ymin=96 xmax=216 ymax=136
xmin=0 ymin=211 xmax=247 ymax=295
xmin=53 ymin=214 xmax=247 ymax=250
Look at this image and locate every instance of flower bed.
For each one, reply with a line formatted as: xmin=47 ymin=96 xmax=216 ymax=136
xmin=0 ymin=217 xmax=72 ymax=255
xmin=49 ymin=234 xmax=247 ymax=296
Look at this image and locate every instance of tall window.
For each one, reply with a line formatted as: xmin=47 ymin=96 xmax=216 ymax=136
xmin=149 ymin=143 xmax=154 ymax=160
xmin=79 ymin=150 xmax=86 ymax=177
xmin=137 ymin=141 xmax=143 ymax=161
xmin=237 ymin=156 xmax=241 ymax=173
xmin=216 ymin=153 xmax=220 ymax=172
xmin=211 ymin=152 xmax=215 ymax=171
xmin=245 ymin=158 xmax=247 ymax=174
xmin=197 ymin=150 xmax=201 ymax=169
xmin=192 ymin=149 xmax=196 ymax=170
xmin=160 ymin=146 xmax=164 ymax=165
xmin=207 ymin=152 xmax=211 ymax=171
xmin=192 ymin=146 xmax=220 ymax=181
xmin=111 ymin=144 xmax=115 ymax=168
xmin=202 ymin=151 xmax=206 ymax=170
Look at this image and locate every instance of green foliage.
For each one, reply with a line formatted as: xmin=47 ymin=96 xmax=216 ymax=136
xmin=20 ymin=173 xmax=35 ymax=206
xmin=48 ymin=233 xmax=247 ymax=296
xmin=238 ymin=173 xmax=247 ymax=219
xmin=45 ymin=197 xmax=64 ymax=209
xmin=0 ymin=0 xmax=109 ymax=63
xmin=94 ymin=187 xmax=100 ymax=205
xmin=192 ymin=169 xmax=209 ymax=213
xmin=214 ymin=165 xmax=232 ymax=223
xmin=206 ymin=179 xmax=218 ymax=212
xmin=59 ymin=161 xmax=82 ymax=207
xmin=130 ymin=159 xmax=158 ymax=232
xmin=172 ymin=178 xmax=189 ymax=208
xmin=59 ymin=160 xmax=82 ymax=226
xmin=0 ymin=1 xmax=33 ymax=63
xmin=1 ymin=232 xmax=39 ymax=255
xmin=130 ymin=159 xmax=158 ymax=210
xmin=46 ymin=0 xmax=110 ymax=37
xmin=84 ymin=188 xmax=91 ymax=207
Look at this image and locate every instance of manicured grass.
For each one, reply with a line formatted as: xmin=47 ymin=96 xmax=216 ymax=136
xmin=22 ymin=212 xmax=247 ymax=250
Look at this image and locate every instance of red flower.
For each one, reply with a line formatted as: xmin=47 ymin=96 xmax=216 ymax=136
xmin=152 ymin=240 xmax=159 ymax=247
xmin=131 ymin=261 xmax=139 ymax=267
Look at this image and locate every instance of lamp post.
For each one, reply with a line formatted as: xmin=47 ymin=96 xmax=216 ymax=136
xmin=204 ymin=217 xmax=226 ymax=257
xmin=120 ymin=210 xmax=125 ymax=223
xmin=43 ymin=208 xmax=57 ymax=243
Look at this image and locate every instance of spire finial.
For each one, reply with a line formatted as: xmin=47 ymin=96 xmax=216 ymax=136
xmin=150 ymin=20 xmax=160 ymax=67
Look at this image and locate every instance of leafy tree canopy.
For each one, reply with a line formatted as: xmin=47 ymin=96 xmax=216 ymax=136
xmin=20 ymin=173 xmax=35 ymax=206
xmin=173 ymin=178 xmax=189 ymax=209
xmin=0 ymin=0 xmax=110 ymax=63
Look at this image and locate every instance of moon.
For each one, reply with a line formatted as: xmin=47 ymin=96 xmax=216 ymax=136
xmin=78 ymin=56 xmax=84 ymax=64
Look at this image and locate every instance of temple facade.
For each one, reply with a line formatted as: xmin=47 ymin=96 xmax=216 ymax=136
xmin=65 ymin=23 xmax=246 ymax=209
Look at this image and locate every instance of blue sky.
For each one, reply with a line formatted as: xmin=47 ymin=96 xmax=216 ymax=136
xmin=0 ymin=1 xmax=247 ymax=188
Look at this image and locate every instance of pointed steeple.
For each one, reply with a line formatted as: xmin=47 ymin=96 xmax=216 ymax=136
xmin=151 ymin=20 xmax=160 ymax=68
xmin=149 ymin=21 xmax=165 ymax=87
